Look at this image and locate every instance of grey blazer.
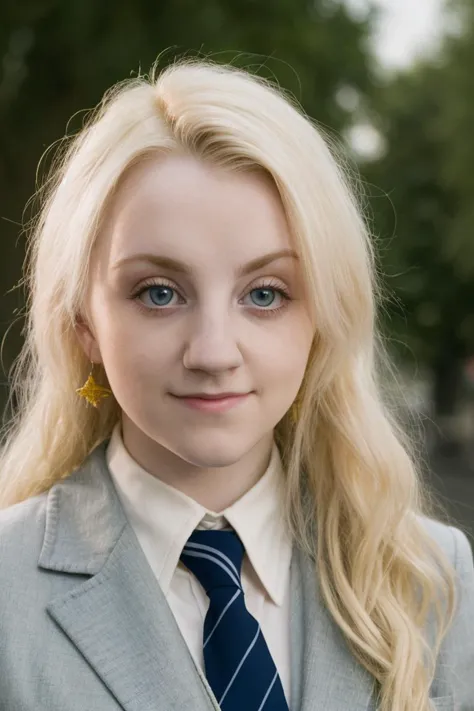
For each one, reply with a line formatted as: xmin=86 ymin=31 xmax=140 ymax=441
xmin=0 ymin=441 xmax=473 ymax=711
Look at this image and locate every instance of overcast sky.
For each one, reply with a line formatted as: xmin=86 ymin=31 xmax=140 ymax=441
xmin=347 ymin=0 xmax=445 ymax=69
xmin=344 ymin=0 xmax=446 ymax=156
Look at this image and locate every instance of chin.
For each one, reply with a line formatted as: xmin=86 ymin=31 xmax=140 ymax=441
xmin=167 ymin=432 xmax=259 ymax=468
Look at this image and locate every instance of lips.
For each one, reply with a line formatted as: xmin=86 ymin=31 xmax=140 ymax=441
xmin=174 ymin=392 xmax=250 ymax=400
xmin=180 ymin=395 xmax=242 ymax=400
xmin=172 ymin=392 xmax=251 ymax=412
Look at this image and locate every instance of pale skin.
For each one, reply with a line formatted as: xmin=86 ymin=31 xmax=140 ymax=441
xmin=76 ymin=153 xmax=314 ymax=511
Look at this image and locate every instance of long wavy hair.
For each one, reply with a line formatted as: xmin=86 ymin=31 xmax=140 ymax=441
xmin=0 ymin=59 xmax=457 ymax=711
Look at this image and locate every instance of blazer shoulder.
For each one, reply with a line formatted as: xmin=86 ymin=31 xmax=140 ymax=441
xmin=417 ymin=513 xmax=473 ymax=571
xmin=417 ymin=519 xmax=474 ymax=702
xmin=0 ymin=492 xmax=49 ymax=563
xmin=0 ymin=444 xmax=106 ymax=561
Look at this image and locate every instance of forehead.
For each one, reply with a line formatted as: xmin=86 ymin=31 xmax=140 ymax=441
xmin=98 ymin=153 xmax=294 ymax=264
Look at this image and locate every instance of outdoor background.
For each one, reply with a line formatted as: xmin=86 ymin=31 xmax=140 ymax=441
xmin=1 ymin=0 xmax=473 ymax=544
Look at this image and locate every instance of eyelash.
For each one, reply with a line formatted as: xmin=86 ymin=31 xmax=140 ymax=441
xmin=130 ymin=278 xmax=292 ymax=318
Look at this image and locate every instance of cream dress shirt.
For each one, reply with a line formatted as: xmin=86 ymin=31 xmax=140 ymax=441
xmin=106 ymin=422 xmax=293 ymax=703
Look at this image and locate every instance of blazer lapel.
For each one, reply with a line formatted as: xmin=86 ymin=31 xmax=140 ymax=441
xmin=38 ymin=441 xmax=219 ymax=711
xmin=290 ymin=547 xmax=377 ymax=711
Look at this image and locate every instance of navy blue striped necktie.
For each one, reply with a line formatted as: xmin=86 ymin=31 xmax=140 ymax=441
xmin=180 ymin=529 xmax=289 ymax=711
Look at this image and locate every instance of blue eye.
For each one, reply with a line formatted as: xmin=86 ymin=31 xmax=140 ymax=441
xmin=147 ymin=286 xmax=174 ymax=306
xmin=250 ymin=287 xmax=278 ymax=307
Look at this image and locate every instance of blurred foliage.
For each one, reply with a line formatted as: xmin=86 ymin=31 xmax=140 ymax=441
xmin=438 ymin=0 xmax=474 ymax=278
xmin=366 ymin=66 xmax=474 ymax=359
xmin=0 ymin=0 xmax=373 ymax=385
xmin=362 ymin=0 xmax=474 ymax=414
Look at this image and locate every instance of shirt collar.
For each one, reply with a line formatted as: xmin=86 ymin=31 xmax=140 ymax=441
xmin=106 ymin=422 xmax=292 ymax=606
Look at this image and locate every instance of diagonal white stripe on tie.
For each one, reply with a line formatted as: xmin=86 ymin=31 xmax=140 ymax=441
xmin=204 ymin=589 xmax=241 ymax=648
xmin=182 ymin=549 xmax=242 ymax=588
xmin=184 ymin=541 xmax=241 ymax=579
xmin=218 ymin=625 xmax=261 ymax=705
xmin=257 ymin=670 xmax=278 ymax=711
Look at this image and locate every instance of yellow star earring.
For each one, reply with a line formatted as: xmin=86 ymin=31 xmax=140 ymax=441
xmin=76 ymin=362 xmax=112 ymax=408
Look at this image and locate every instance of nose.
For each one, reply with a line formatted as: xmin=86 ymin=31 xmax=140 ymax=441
xmin=182 ymin=312 xmax=244 ymax=373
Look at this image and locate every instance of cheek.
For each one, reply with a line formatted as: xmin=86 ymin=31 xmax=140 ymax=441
xmin=260 ymin=318 xmax=313 ymax=374
xmin=89 ymin=296 xmax=149 ymax=375
xmin=272 ymin=329 xmax=313 ymax=394
xmin=102 ymin=337 xmax=167 ymax=384
xmin=271 ymin=347 xmax=309 ymax=385
xmin=257 ymin=338 xmax=311 ymax=405
xmin=91 ymin=288 xmax=142 ymax=350
xmin=96 ymin=323 xmax=174 ymax=394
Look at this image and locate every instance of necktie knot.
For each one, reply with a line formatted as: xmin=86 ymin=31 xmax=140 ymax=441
xmin=180 ymin=529 xmax=244 ymax=595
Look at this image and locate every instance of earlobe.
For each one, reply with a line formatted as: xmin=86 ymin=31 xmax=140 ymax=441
xmin=74 ymin=314 xmax=103 ymax=364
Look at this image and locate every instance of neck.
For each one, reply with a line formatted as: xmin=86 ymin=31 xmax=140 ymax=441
xmin=120 ymin=416 xmax=275 ymax=511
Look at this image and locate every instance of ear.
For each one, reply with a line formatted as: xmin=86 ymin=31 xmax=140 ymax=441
xmin=74 ymin=312 xmax=103 ymax=364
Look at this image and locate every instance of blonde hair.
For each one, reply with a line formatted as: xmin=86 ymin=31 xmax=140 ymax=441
xmin=0 ymin=59 xmax=457 ymax=711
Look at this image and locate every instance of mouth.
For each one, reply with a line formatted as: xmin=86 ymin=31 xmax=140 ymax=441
xmin=171 ymin=392 xmax=252 ymax=413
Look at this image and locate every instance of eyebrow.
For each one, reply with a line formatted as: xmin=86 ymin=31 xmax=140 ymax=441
xmin=113 ymin=248 xmax=299 ymax=277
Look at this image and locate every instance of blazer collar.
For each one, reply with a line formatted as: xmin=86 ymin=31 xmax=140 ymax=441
xmin=38 ymin=440 xmax=220 ymax=711
xmin=38 ymin=440 xmax=128 ymax=574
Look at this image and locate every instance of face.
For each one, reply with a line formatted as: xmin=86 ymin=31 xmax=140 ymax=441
xmin=77 ymin=153 xmax=314 ymax=474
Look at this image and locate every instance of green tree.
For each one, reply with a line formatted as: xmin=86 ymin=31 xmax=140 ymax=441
xmin=437 ymin=0 xmax=474 ymax=278
xmin=363 ymin=20 xmax=474 ymax=423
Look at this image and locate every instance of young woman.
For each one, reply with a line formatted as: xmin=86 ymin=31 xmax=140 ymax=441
xmin=0 ymin=60 xmax=472 ymax=711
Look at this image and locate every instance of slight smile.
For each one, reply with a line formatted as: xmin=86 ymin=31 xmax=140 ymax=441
xmin=171 ymin=392 xmax=252 ymax=413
